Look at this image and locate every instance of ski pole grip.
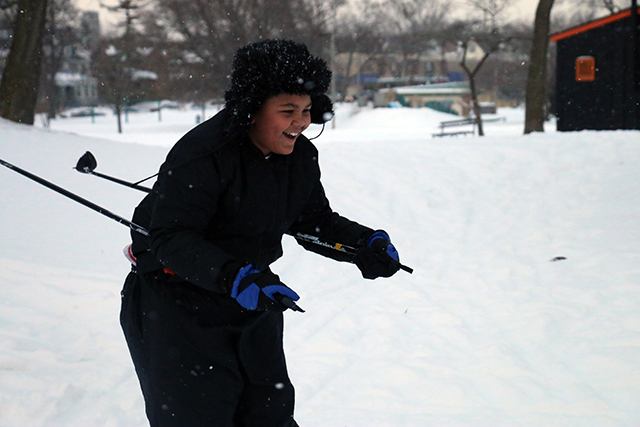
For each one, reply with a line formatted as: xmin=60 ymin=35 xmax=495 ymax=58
xmin=274 ymin=294 xmax=305 ymax=313
xmin=398 ymin=263 xmax=413 ymax=274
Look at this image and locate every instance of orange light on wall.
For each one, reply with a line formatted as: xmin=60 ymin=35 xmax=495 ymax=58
xmin=575 ymin=56 xmax=595 ymax=82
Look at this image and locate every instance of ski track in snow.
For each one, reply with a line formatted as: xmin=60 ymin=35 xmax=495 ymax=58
xmin=1 ymin=104 xmax=639 ymax=426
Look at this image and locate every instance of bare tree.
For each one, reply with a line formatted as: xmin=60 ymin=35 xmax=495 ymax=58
xmin=0 ymin=1 xmax=18 ymax=44
xmin=153 ymin=0 xmax=342 ymax=103
xmin=456 ymin=0 xmax=512 ymax=135
xmin=458 ymin=33 xmax=503 ymax=135
xmin=580 ymin=0 xmax=623 ymax=14
xmin=456 ymin=0 xmax=517 ymax=135
xmin=102 ymin=0 xmax=147 ymax=37
xmin=333 ymin=1 xmax=384 ymax=98
xmin=601 ymin=0 xmax=621 ymax=13
xmin=468 ymin=0 xmax=512 ymax=29
xmin=93 ymin=39 xmax=157 ymax=132
xmin=0 ymin=1 xmax=17 ymax=76
xmin=93 ymin=0 xmax=156 ymax=132
xmin=0 ymin=0 xmax=49 ymax=124
xmin=389 ymin=0 xmax=451 ymax=76
xmin=551 ymin=0 xmax=626 ymax=28
xmin=524 ymin=0 xmax=554 ymax=133
xmin=40 ymin=0 xmax=80 ymax=118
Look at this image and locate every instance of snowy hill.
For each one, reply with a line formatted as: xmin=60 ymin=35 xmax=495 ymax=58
xmin=1 ymin=105 xmax=639 ymax=426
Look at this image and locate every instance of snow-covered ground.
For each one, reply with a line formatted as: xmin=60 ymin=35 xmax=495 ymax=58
xmin=1 ymin=104 xmax=639 ymax=426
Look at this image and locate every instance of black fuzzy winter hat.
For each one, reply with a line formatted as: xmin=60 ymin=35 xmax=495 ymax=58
xmin=224 ymin=39 xmax=333 ymax=138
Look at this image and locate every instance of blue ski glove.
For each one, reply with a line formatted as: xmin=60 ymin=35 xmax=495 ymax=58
xmin=230 ymin=264 xmax=300 ymax=311
xmin=354 ymin=230 xmax=401 ymax=279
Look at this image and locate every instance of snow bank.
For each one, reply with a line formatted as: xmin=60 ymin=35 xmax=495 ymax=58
xmin=1 ymin=106 xmax=639 ymax=426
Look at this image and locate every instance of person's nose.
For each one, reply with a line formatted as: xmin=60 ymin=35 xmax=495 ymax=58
xmin=292 ymin=112 xmax=308 ymax=128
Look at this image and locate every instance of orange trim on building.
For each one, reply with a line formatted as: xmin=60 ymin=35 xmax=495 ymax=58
xmin=550 ymin=8 xmax=639 ymax=42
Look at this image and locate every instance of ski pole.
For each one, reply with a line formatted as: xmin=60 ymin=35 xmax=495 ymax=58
xmin=75 ymin=151 xmax=153 ymax=193
xmin=274 ymin=294 xmax=305 ymax=312
xmin=0 ymin=157 xmax=149 ymax=237
xmin=3 ymin=156 xmax=410 ymax=278
xmin=5 ymin=158 xmax=304 ymax=311
xmin=0 ymin=159 xmax=306 ymax=310
xmin=76 ymin=143 xmax=233 ymax=192
xmin=294 ymin=232 xmax=413 ymax=274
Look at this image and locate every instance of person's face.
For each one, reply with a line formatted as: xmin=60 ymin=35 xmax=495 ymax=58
xmin=248 ymin=93 xmax=312 ymax=156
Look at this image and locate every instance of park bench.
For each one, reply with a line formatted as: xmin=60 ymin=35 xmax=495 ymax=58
xmin=432 ymin=118 xmax=477 ymax=137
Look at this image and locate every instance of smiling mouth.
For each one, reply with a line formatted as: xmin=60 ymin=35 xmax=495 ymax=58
xmin=283 ymin=132 xmax=299 ymax=139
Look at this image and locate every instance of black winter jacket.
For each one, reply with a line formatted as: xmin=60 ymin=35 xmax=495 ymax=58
xmin=131 ymin=109 xmax=373 ymax=293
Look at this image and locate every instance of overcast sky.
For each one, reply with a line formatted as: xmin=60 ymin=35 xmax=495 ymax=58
xmin=74 ymin=0 xmax=543 ymax=30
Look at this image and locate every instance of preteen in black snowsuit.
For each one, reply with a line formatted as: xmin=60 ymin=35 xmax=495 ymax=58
xmin=120 ymin=39 xmax=403 ymax=427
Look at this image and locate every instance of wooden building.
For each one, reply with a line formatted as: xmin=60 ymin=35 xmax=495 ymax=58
xmin=551 ymin=4 xmax=640 ymax=131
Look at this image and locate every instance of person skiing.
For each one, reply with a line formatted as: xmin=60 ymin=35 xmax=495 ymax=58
xmin=120 ymin=38 xmax=404 ymax=427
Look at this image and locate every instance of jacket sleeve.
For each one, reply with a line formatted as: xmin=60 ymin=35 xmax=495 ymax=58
xmin=148 ymin=149 xmax=236 ymax=293
xmin=288 ymin=176 xmax=374 ymax=262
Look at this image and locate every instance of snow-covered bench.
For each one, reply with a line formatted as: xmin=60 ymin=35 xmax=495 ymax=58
xmin=432 ymin=118 xmax=476 ymax=137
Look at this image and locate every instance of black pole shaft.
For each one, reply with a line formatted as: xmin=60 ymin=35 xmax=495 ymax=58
xmin=0 ymin=158 xmax=149 ymax=237
xmin=88 ymin=170 xmax=152 ymax=193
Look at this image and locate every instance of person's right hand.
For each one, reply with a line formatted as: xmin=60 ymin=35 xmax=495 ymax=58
xmin=354 ymin=230 xmax=401 ymax=279
xmin=230 ymin=264 xmax=300 ymax=311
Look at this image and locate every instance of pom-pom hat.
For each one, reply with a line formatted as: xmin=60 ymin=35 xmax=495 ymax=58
xmin=224 ymin=39 xmax=334 ymax=137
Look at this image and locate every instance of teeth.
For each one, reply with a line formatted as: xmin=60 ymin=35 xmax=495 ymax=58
xmin=284 ymin=132 xmax=299 ymax=138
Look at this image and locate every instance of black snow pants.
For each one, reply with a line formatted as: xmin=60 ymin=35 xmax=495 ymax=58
xmin=120 ymin=270 xmax=299 ymax=427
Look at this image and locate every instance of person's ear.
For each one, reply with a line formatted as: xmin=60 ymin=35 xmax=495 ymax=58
xmin=310 ymin=94 xmax=334 ymax=124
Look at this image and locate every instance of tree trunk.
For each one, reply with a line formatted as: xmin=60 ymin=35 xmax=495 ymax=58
xmin=524 ymin=0 xmax=555 ymax=134
xmin=0 ymin=0 xmax=49 ymax=124
xmin=341 ymin=51 xmax=355 ymax=99
xmin=460 ymin=39 xmax=501 ymax=137
xmin=115 ymin=103 xmax=123 ymax=133
xmin=461 ymin=56 xmax=487 ymax=136
xmin=469 ymin=76 xmax=484 ymax=136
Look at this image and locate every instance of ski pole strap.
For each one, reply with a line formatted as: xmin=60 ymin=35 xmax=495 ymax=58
xmin=74 ymin=151 xmax=152 ymax=193
xmin=88 ymin=170 xmax=153 ymax=193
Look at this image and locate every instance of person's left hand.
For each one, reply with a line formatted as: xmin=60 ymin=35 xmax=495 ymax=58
xmin=230 ymin=264 xmax=300 ymax=311
xmin=354 ymin=230 xmax=401 ymax=279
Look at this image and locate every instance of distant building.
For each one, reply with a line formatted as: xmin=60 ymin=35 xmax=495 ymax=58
xmin=333 ymin=40 xmax=487 ymax=98
xmin=55 ymin=69 xmax=98 ymax=108
xmin=42 ymin=11 xmax=100 ymax=111
xmin=0 ymin=10 xmax=100 ymax=111
xmin=551 ymin=6 xmax=640 ymax=131
xmin=376 ymin=82 xmax=472 ymax=115
xmin=52 ymin=12 xmax=100 ymax=109
xmin=80 ymin=11 xmax=101 ymax=52
xmin=332 ymin=38 xmax=527 ymax=107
